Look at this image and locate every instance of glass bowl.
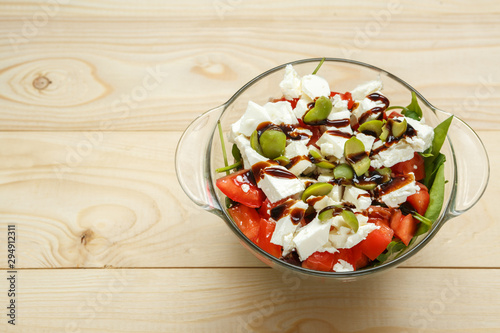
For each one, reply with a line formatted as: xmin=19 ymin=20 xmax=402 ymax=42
xmin=175 ymin=58 xmax=489 ymax=280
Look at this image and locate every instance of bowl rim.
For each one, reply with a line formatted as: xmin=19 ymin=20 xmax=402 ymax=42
xmin=213 ymin=57 xmax=455 ymax=278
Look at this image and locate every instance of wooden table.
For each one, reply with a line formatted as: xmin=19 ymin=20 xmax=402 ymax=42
xmin=1 ymin=1 xmax=499 ymax=332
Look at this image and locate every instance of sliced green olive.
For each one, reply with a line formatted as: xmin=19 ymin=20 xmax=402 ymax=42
xmin=318 ymin=205 xmax=342 ymax=221
xmin=303 ymin=96 xmax=333 ymax=124
xmin=358 ymin=119 xmax=384 ymax=137
xmin=259 ymin=128 xmax=286 ymax=159
xmin=354 ymin=181 xmax=377 ymax=191
xmin=391 ymin=118 xmax=407 ymax=138
xmin=309 ymin=149 xmax=323 ymax=160
xmin=379 ymin=123 xmax=390 ymax=142
xmin=334 ymin=163 xmax=354 ymax=180
xmin=376 ymin=167 xmax=391 ymax=176
xmin=344 ymin=137 xmax=371 ymax=176
xmin=274 ymin=156 xmax=290 ymax=166
xmin=301 ymin=182 xmax=333 ymax=201
xmin=250 ymin=130 xmax=263 ymax=155
xmin=315 ymin=160 xmax=336 ymax=169
xmin=341 ymin=210 xmax=359 ymax=232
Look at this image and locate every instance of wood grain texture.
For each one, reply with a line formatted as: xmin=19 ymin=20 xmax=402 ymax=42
xmin=0 ymin=13 xmax=498 ymax=130
xmin=0 ymin=130 xmax=496 ymax=269
xmin=1 ymin=268 xmax=499 ymax=333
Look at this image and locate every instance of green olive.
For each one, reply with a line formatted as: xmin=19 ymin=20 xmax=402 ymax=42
xmin=391 ymin=118 xmax=407 ymax=138
xmin=376 ymin=167 xmax=392 ymax=183
xmin=318 ymin=205 xmax=342 ymax=221
xmin=301 ymin=182 xmax=334 ymax=201
xmin=259 ymin=128 xmax=286 ymax=159
xmin=232 ymin=144 xmax=242 ymax=162
xmin=354 ymin=182 xmax=377 ymax=191
xmin=274 ymin=156 xmax=290 ymax=166
xmin=358 ymin=120 xmax=384 ymax=137
xmin=315 ymin=161 xmax=336 ymax=169
xmin=309 ymin=149 xmax=323 ymax=160
xmin=344 ymin=137 xmax=371 ymax=176
xmin=379 ymin=122 xmax=390 ymax=141
xmin=250 ymin=130 xmax=264 ymax=155
xmin=334 ymin=163 xmax=354 ymax=180
xmin=303 ymin=96 xmax=333 ymax=124
xmin=341 ymin=210 xmax=359 ymax=232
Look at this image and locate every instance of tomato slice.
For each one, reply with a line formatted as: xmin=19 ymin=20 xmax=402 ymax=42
xmin=388 ymin=111 xmax=403 ymax=118
xmin=391 ymin=152 xmax=425 ymax=181
xmin=367 ymin=206 xmax=393 ymax=221
xmin=256 ymin=218 xmax=282 ymax=258
xmin=272 ymin=97 xmax=300 ymax=109
xmin=332 ymin=245 xmax=363 ymax=270
xmin=216 ymin=169 xmax=265 ymax=208
xmin=390 ymin=211 xmax=418 ymax=246
xmin=355 ymin=253 xmax=371 ymax=270
xmin=359 ymin=221 xmax=394 ymax=260
xmin=407 ymin=183 xmax=430 ymax=215
xmin=227 ymin=204 xmax=261 ymax=242
xmin=330 ymin=91 xmax=354 ymax=109
xmin=302 ymin=251 xmax=336 ymax=272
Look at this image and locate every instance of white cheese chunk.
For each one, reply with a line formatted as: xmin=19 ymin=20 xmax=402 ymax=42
xmin=328 ymin=185 xmax=344 ymax=204
xmin=326 ymin=110 xmax=353 ymax=134
xmin=356 ymin=132 xmax=376 ymax=153
xmin=258 ymin=166 xmax=305 ymax=203
xmin=232 ymin=101 xmax=271 ymax=137
xmin=285 ymin=141 xmax=309 ymax=159
xmin=301 ymin=74 xmax=331 ymax=100
xmin=293 ymin=217 xmax=332 ymax=261
xmin=317 ymin=174 xmax=334 ymax=183
xmin=352 ymin=98 xmax=385 ymax=123
xmin=333 ymin=259 xmax=354 ymax=272
xmin=350 ymin=79 xmax=383 ymax=101
xmin=343 ymin=185 xmax=372 ymax=210
xmin=264 ymin=101 xmax=299 ymax=125
xmin=379 ymin=173 xmax=420 ymax=208
xmin=270 ymin=200 xmax=308 ymax=246
xmin=279 ymin=64 xmax=302 ymax=99
xmin=370 ymin=140 xmax=415 ymax=169
xmin=307 ymin=195 xmax=336 ymax=212
xmin=282 ymin=233 xmax=295 ymax=256
xmin=288 ymin=159 xmax=313 ymax=177
xmin=316 ymin=131 xmax=350 ymax=159
xmin=233 ymin=135 xmax=268 ymax=168
xmin=329 ymin=215 xmax=379 ymax=249
xmin=403 ymin=117 xmax=434 ymax=152
xmin=331 ymin=94 xmax=349 ymax=113
xmin=293 ymin=98 xmax=309 ymax=119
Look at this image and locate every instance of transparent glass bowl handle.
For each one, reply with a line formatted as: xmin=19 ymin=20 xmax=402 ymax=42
xmin=175 ymin=105 xmax=225 ymax=215
xmin=436 ymin=109 xmax=490 ymax=220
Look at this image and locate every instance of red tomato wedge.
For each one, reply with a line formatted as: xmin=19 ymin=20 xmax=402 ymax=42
xmin=407 ymin=183 xmax=430 ymax=215
xmin=332 ymin=246 xmax=363 ymax=270
xmin=367 ymin=206 xmax=393 ymax=221
xmin=256 ymin=218 xmax=282 ymax=258
xmin=227 ymin=204 xmax=261 ymax=243
xmin=272 ymin=97 xmax=300 ymax=109
xmin=392 ymin=152 xmax=425 ymax=181
xmin=302 ymin=251 xmax=336 ymax=272
xmin=330 ymin=91 xmax=355 ymax=109
xmin=359 ymin=220 xmax=394 ymax=260
xmin=390 ymin=210 xmax=418 ymax=246
xmin=216 ymin=169 xmax=265 ymax=208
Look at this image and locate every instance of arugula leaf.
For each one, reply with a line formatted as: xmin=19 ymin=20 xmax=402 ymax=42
xmin=425 ymin=116 xmax=453 ymax=166
xmin=423 ymin=153 xmax=446 ymax=188
xmin=218 ymin=120 xmax=230 ymax=175
xmin=404 ymin=92 xmax=423 ymax=121
xmin=232 ymin=144 xmax=242 ymax=163
xmin=377 ymin=241 xmax=406 ymax=263
xmin=216 ymin=161 xmax=242 ymax=173
xmin=424 ymin=163 xmax=446 ymax=222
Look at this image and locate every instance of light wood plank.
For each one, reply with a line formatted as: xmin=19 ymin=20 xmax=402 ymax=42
xmin=0 ymin=267 xmax=499 ymax=332
xmin=0 ymin=16 xmax=498 ymax=130
xmin=0 ymin=130 xmax=496 ymax=269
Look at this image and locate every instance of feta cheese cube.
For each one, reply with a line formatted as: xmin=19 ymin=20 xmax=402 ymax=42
xmin=370 ymin=140 xmax=415 ymax=169
xmin=356 ymin=132 xmax=376 ymax=153
xmin=350 ymin=79 xmax=383 ymax=101
xmin=316 ymin=131 xmax=351 ymax=159
xmin=352 ymin=97 xmax=385 ymax=123
xmin=328 ymin=185 xmax=343 ymax=204
xmin=301 ymin=74 xmax=330 ymax=100
xmin=403 ymin=117 xmax=434 ymax=152
xmin=329 ymin=215 xmax=379 ymax=249
xmin=379 ymin=173 xmax=420 ymax=208
xmin=232 ymin=101 xmax=271 ymax=137
xmin=307 ymin=195 xmax=336 ymax=211
xmin=263 ymin=101 xmax=298 ymax=125
xmin=333 ymin=259 xmax=354 ymax=272
xmin=293 ymin=217 xmax=332 ymax=260
xmin=343 ymin=185 xmax=372 ymax=210
xmin=285 ymin=141 xmax=309 ymax=159
xmin=331 ymin=94 xmax=349 ymax=113
xmin=258 ymin=165 xmax=305 ymax=203
xmin=288 ymin=158 xmax=313 ymax=177
xmin=270 ymin=200 xmax=308 ymax=246
xmin=279 ymin=64 xmax=302 ymax=99
xmin=327 ymin=110 xmax=353 ymax=134
xmin=317 ymin=174 xmax=334 ymax=183
xmin=233 ymin=135 xmax=268 ymax=168
xmin=293 ymin=99 xmax=309 ymax=119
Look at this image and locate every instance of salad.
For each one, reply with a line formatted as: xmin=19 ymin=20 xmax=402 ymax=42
xmin=216 ymin=60 xmax=452 ymax=272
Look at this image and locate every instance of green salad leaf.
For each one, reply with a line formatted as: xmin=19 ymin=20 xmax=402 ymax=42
xmin=377 ymin=241 xmax=406 ymax=263
xmin=403 ymin=92 xmax=423 ymax=121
